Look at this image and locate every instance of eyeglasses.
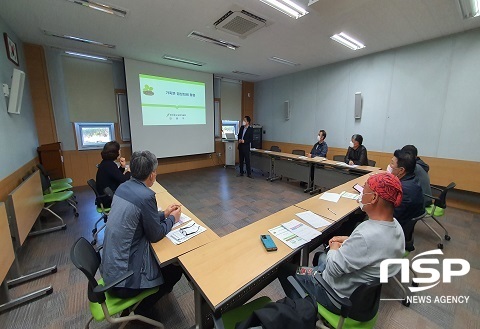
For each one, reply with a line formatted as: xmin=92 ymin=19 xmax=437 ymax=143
xmin=180 ymin=222 xmax=200 ymax=236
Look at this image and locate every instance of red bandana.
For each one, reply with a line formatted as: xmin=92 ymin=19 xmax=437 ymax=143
xmin=367 ymin=172 xmax=403 ymax=207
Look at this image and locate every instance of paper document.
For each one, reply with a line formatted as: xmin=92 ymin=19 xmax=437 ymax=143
xmin=335 ymin=162 xmax=358 ymax=168
xmin=298 ymin=156 xmax=308 ymax=159
xmin=172 ymin=213 xmax=192 ymax=229
xmin=282 ymin=219 xmax=321 ymax=241
xmin=340 ymin=191 xmax=359 ymax=200
xmin=264 ymin=150 xmax=272 ymax=153
xmin=296 ymin=211 xmax=331 ymax=229
xmin=319 ymin=192 xmax=341 ymax=203
xmin=269 ymin=225 xmax=308 ymax=249
xmin=166 ymin=221 xmax=206 ymax=245
xmin=251 ymin=148 xmax=257 ymax=150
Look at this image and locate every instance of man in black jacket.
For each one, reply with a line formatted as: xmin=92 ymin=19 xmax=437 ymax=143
xmin=388 ymin=149 xmax=425 ymax=229
xmin=237 ymin=116 xmax=253 ymax=178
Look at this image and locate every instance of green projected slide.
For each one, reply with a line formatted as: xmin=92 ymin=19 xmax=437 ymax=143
xmin=139 ymin=74 xmax=206 ymax=125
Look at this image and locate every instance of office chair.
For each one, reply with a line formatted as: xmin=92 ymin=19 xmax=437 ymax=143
xmin=213 ymin=296 xmax=272 ymax=329
xmin=292 ymin=149 xmax=306 ymax=156
xmin=37 ymin=163 xmax=73 ymax=187
xmin=270 ymin=145 xmax=281 ymax=152
xmin=333 ymin=155 xmax=344 ymax=162
xmin=87 ymin=179 xmax=111 ymax=246
xmin=40 ymin=171 xmax=79 ymax=223
xmin=392 ymin=212 xmax=426 ymax=306
xmin=422 ymin=182 xmax=456 ymax=249
xmin=288 ymin=275 xmax=382 ymax=329
xmin=367 ymin=160 xmax=376 ymax=167
xmin=70 ymin=237 xmax=164 ymax=329
xmin=38 ymin=165 xmax=73 ymax=195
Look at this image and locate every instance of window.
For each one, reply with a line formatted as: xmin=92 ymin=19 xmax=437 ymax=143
xmin=74 ymin=123 xmax=115 ymax=150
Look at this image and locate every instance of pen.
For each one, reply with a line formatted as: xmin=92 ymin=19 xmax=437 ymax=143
xmin=327 ymin=208 xmax=337 ymax=215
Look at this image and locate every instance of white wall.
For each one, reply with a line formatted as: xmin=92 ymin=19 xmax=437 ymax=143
xmin=255 ymin=28 xmax=480 ymax=162
xmin=0 ymin=15 xmax=38 ymax=181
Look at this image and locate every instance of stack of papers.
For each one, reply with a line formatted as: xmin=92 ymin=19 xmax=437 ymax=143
xmin=166 ymin=221 xmax=206 ymax=245
xmin=340 ymin=191 xmax=359 ymax=200
xmin=335 ymin=162 xmax=358 ymax=168
xmin=269 ymin=219 xmax=321 ymax=249
xmin=319 ymin=192 xmax=341 ymax=203
xmin=172 ymin=213 xmax=192 ymax=229
xmin=296 ymin=211 xmax=331 ymax=229
xmin=297 ymin=156 xmax=308 ymax=159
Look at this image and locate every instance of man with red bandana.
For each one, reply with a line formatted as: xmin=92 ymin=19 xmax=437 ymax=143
xmin=278 ymin=172 xmax=405 ymax=315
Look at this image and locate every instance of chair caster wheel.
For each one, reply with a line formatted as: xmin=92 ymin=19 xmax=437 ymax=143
xmin=402 ymin=299 xmax=410 ymax=307
xmin=412 ymin=281 xmax=419 ymax=287
xmin=438 ymin=243 xmax=443 ymax=249
xmin=445 ymin=235 xmax=451 ymax=241
xmin=92 ymin=228 xmax=97 ymax=234
xmin=91 ymin=240 xmax=97 ymax=246
xmin=74 ymin=212 xmax=79 ymax=217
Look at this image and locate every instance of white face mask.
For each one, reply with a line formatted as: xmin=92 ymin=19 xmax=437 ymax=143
xmin=317 ymin=135 xmax=321 ymax=142
xmin=357 ymin=191 xmax=374 ymax=211
xmin=386 ymin=164 xmax=393 ymax=174
xmin=349 ymin=141 xmax=355 ymax=148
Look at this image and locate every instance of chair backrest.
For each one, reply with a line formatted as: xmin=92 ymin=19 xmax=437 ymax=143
xmin=38 ymin=169 xmax=52 ymax=192
xmin=403 ymin=212 xmax=427 ymax=252
xmin=270 ymin=146 xmax=281 ymax=152
xmin=434 ymin=182 xmax=456 ymax=208
xmin=70 ymin=237 xmax=105 ymax=303
xmin=333 ymin=155 xmax=344 ymax=162
xmin=368 ymin=159 xmax=376 ymax=167
xmin=87 ymin=179 xmax=101 ymax=198
xmin=37 ymin=163 xmax=49 ymax=178
xmin=292 ymin=149 xmax=305 ymax=156
xmin=348 ymin=279 xmax=382 ymax=322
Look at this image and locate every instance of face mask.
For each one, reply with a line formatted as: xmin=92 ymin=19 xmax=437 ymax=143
xmin=386 ymin=164 xmax=394 ymax=174
xmin=317 ymin=135 xmax=321 ymax=142
xmin=358 ymin=191 xmax=374 ymax=210
xmin=349 ymin=141 xmax=354 ymax=148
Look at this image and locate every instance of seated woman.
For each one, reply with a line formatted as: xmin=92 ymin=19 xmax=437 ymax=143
xmin=96 ymin=141 xmax=131 ymax=208
xmin=344 ymin=134 xmax=369 ymax=165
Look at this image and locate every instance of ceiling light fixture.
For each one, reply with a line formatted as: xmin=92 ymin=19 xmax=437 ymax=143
xmin=232 ymin=71 xmax=260 ymax=77
xmin=268 ymin=56 xmax=300 ymax=66
xmin=330 ymin=32 xmax=365 ymax=50
xmin=43 ymin=30 xmax=116 ymax=48
xmin=258 ymin=0 xmax=308 ymax=19
xmin=457 ymin=0 xmax=480 ymax=19
xmin=188 ymin=31 xmax=239 ymax=50
xmin=162 ymin=55 xmax=205 ymax=66
xmin=65 ymin=0 xmax=128 ymax=17
xmin=65 ymin=51 xmax=108 ymax=61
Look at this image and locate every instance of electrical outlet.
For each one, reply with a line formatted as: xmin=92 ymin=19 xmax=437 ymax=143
xmin=218 ymin=152 xmax=222 ymax=157
xmin=209 ymin=154 xmax=212 ymax=158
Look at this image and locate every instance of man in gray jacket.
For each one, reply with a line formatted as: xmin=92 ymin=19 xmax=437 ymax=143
xmin=101 ymin=150 xmax=182 ymax=318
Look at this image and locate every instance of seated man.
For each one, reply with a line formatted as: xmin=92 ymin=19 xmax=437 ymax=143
xmin=278 ymin=172 xmax=405 ymax=314
xmin=401 ymin=145 xmax=432 ymax=207
xmin=100 ymin=150 xmax=183 ymax=318
xmin=387 ymin=149 xmax=425 ymax=229
xmin=345 ymin=134 xmax=369 ymax=165
xmin=308 ymin=129 xmax=328 ymax=158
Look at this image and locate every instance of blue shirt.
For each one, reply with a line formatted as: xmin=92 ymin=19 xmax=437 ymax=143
xmin=310 ymin=141 xmax=328 ymax=157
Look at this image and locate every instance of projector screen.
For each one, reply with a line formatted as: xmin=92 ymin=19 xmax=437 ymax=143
xmin=124 ymin=58 xmax=214 ymax=158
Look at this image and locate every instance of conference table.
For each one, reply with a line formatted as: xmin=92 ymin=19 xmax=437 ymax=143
xmin=149 ymin=181 xmax=219 ymax=267
xmin=250 ymin=149 xmax=379 ymax=192
xmin=179 ymin=171 xmax=378 ymax=328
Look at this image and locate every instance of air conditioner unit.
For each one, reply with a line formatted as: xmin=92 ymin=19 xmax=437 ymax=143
xmin=8 ymin=68 xmax=25 ymax=115
xmin=214 ymin=9 xmax=267 ymax=38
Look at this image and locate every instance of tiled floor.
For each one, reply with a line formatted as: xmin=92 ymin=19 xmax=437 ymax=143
xmin=0 ymin=166 xmax=478 ymax=328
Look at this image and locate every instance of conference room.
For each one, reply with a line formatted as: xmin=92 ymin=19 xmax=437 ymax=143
xmin=0 ymin=0 xmax=479 ymax=328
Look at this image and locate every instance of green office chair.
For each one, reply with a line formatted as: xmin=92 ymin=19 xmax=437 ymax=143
xmin=392 ymin=212 xmax=426 ymax=306
xmin=422 ymin=182 xmax=455 ymax=249
xmin=39 ymin=171 xmax=78 ymax=222
xmin=288 ymin=275 xmax=382 ymax=329
xmin=70 ymin=237 xmax=164 ymax=329
xmin=37 ymin=163 xmax=73 ymax=187
xmin=213 ymin=296 xmax=272 ymax=329
xmin=38 ymin=165 xmax=73 ymax=195
xmin=87 ymin=179 xmax=111 ymax=246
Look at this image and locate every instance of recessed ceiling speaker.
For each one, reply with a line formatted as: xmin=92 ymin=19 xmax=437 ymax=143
xmin=354 ymin=92 xmax=362 ymax=119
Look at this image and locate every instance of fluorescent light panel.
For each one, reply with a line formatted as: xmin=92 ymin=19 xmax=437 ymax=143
xmin=330 ymin=32 xmax=365 ymax=50
xmin=43 ymin=30 xmax=116 ymax=48
xmin=65 ymin=51 xmax=107 ymax=61
xmin=188 ymin=31 xmax=239 ymax=50
xmin=65 ymin=0 xmax=127 ymax=17
xmin=258 ymin=0 xmax=308 ymax=19
xmin=268 ymin=56 xmax=300 ymax=66
xmin=232 ymin=71 xmax=260 ymax=77
xmin=162 ymin=55 xmax=205 ymax=66
xmin=458 ymin=0 xmax=480 ymax=19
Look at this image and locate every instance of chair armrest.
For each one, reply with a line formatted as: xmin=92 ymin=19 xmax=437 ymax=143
xmin=423 ymin=193 xmax=440 ymax=202
xmin=93 ymin=270 xmax=134 ymax=293
xmin=313 ymin=272 xmax=352 ymax=318
xmin=430 ymin=185 xmax=443 ymax=192
xmin=104 ymin=187 xmax=114 ymax=198
xmin=287 ymin=276 xmax=309 ymax=299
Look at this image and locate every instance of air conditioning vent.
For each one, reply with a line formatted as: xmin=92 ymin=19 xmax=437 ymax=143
xmin=214 ymin=9 xmax=267 ymax=38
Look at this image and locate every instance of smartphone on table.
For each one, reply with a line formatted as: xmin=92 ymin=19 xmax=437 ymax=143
xmin=261 ymin=234 xmax=277 ymax=251
xmin=353 ymin=183 xmax=363 ymax=194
